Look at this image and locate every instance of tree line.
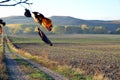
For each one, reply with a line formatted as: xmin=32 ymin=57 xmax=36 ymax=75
xmin=52 ymin=24 xmax=120 ymax=34
xmin=3 ymin=24 xmax=120 ymax=35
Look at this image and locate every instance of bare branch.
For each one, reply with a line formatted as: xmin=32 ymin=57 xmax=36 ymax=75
xmin=0 ymin=0 xmax=10 ymax=3
xmin=0 ymin=0 xmax=32 ymax=6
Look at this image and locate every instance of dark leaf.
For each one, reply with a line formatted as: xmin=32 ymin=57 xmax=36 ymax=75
xmin=38 ymin=27 xmax=53 ymax=46
xmin=24 ymin=9 xmax=31 ymax=17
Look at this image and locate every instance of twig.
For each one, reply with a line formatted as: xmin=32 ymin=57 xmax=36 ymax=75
xmin=0 ymin=0 xmax=10 ymax=3
xmin=0 ymin=0 xmax=32 ymax=6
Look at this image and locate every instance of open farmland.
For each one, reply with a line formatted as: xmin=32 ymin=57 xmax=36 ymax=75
xmin=10 ymin=34 xmax=120 ymax=80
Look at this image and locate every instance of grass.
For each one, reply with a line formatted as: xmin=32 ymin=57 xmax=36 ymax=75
xmin=0 ymin=42 xmax=8 ymax=80
xmin=15 ymin=57 xmax=52 ymax=80
xmin=8 ymin=34 xmax=120 ymax=80
xmin=9 ymin=34 xmax=120 ymax=44
xmin=6 ymin=39 xmax=53 ymax=80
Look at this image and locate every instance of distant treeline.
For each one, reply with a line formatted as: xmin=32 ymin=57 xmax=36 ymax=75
xmin=3 ymin=24 xmax=120 ymax=35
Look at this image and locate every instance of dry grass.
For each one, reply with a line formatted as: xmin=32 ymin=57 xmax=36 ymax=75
xmin=6 ymin=38 xmax=53 ymax=80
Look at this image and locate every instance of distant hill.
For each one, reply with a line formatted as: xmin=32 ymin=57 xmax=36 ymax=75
xmin=1 ymin=16 xmax=120 ymax=31
xmin=50 ymin=16 xmax=120 ymax=31
xmin=50 ymin=16 xmax=120 ymax=25
xmin=50 ymin=16 xmax=86 ymax=25
xmin=2 ymin=16 xmax=34 ymax=24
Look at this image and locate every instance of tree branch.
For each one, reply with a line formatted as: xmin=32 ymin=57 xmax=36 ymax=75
xmin=0 ymin=0 xmax=32 ymax=6
xmin=0 ymin=0 xmax=10 ymax=3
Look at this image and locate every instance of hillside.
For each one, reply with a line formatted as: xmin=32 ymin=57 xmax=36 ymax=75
xmin=2 ymin=16 xmax=34 ymax=24
xmin=1 ymin=16 xmax=120 ymax=31
xmin=50 ymin=16 xmax=120 ymax=31
xmin=50 ymin=16 xmax=87 ymax=25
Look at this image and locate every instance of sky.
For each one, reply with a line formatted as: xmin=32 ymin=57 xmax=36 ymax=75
xmin=0 ymin=0 xmax=120 ymax=20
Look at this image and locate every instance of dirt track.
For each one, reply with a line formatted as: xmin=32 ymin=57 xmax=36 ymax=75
xmin=4 ymin=42 xmax=30 ymax=80
xmin=4 ymin=40 xmax=68 ymax=80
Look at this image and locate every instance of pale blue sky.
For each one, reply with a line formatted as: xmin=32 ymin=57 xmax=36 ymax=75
xmin=0 ymin=0 xmax=120 ymax=20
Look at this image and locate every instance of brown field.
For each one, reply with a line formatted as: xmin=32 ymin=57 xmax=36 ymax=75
xmin=11 ymin=34 xmax=120 ymax=80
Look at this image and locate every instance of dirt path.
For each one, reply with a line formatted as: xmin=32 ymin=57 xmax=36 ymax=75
xmin=4 ymin=41 xmax=68 ymax=80
xmin=4 ymin=42 xmax=30 ymax=80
